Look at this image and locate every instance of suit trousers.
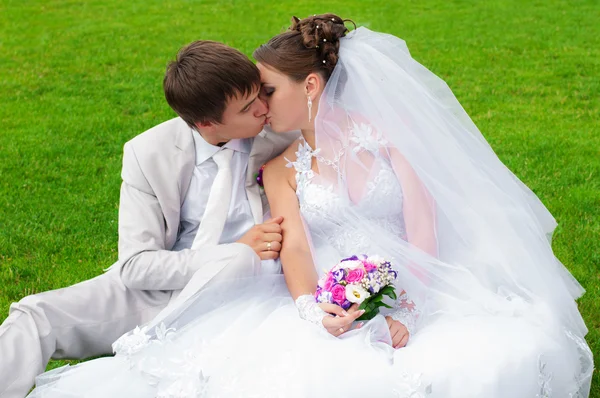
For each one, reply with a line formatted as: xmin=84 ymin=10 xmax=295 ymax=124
xmin=0 ymin=243 xmax=259 ymax=398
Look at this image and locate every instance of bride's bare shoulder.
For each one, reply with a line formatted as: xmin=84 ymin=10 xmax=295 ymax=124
xmin=266 ymin=139 xmax=303 ymax=170
xmin=262 ymin=138 xmax=303 ymax=185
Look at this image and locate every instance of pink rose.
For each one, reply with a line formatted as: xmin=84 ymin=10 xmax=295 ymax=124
xmin=323 ymin=277 xmax=336 ymax=291
xmin=331 ymin=284 xmax=347 ymax=305
xmin=364 ymin=262 xmax=377 ymax=272
xmin=346 ymin=267 xmax=365 ymax=283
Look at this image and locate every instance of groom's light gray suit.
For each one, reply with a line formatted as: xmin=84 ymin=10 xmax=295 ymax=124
xmin=0 ymin=117 xmax=296 ymax=397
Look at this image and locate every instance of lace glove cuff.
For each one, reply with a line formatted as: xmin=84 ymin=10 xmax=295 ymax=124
xmin=295 ymin=294 xmax=328 ymax=330
xmin=389 ymin=291 xmax=420 ymax=335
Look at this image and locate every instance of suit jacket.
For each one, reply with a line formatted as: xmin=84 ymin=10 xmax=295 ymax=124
xmin=111 ymin=117 xmax=297 ymax=290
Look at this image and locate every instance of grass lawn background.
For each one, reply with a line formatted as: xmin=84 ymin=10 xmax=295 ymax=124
xmin=0 ymin=0 xmax=598 ymax=393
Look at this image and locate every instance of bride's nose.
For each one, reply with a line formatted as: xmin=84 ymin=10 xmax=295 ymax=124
xmin=255 ymin=96 xmax=269 ymax=117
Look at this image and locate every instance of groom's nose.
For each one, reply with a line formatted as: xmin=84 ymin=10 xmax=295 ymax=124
xmin=255 ymin=96 xmax=269 ymax=117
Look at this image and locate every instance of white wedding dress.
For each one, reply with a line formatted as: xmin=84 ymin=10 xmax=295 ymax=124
xmin=30 ymin=26 xmax=593 ymax=397
xmin=29 ymin=138 xmax=590 ymax=398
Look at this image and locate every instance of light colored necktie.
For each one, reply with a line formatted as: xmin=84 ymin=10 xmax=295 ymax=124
xmin=191 ymin=148 xmax=234 ymax=249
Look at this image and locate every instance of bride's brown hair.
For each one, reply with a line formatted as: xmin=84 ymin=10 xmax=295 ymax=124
xmin=253 ymin=14 xmax=355 ymax=82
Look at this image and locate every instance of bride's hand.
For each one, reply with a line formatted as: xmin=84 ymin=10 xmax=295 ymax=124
xmin=318 ymin=303 xmax=364 ymax=337
xmin=385 ymin=316 xmax=409 ymax=349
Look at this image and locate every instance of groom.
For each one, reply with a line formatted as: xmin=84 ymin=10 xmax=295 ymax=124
xmin=0 ymin=41 xmax=297 ymax=397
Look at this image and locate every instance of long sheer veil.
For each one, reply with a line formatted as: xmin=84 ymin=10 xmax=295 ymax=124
xmin=309 ymin=26 xmax=592 ymax=392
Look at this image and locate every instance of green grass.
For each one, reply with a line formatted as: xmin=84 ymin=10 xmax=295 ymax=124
xmin=1 ymin=0 xmax=598 ymax=394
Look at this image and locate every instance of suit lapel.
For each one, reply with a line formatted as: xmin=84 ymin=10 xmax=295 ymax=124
xmin=174 ymin=121 xmax=196 ymax=206
xmin=158 ymin=120 xmax=195 ymax=250
xmin=246 ymin=131 xmax=275 ymax=224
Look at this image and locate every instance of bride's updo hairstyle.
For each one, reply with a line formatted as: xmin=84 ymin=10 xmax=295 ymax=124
xmin=253 ymin=14 xmax=355 ymax=82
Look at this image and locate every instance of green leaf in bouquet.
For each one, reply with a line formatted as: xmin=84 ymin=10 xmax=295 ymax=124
xmin=357 ymin=310 xmax=378 ymax=321
xmin=371 ymin=301 xmax=393 ymax=310
xmin=380 ymin=286 xmax=394 ymax=295
xmin=371 ymin=294 xmax=384 ymax=303
xmin=360 ymin=297 xmax=376 ymax=308
xmin=366 ymin=301 xmax=377 ymax=313
xmin=380 ymin=286 xmax=397 ymax=300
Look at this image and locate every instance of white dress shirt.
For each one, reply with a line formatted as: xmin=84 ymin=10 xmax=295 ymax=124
xmin=172 ymin=132 xmax=255 ymax=251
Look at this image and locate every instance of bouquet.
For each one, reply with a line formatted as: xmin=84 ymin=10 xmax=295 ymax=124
xmin=315 ymin=254 xmax=398 ymax=321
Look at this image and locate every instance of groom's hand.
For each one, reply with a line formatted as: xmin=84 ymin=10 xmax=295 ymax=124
xmin=237 ymin=216 xmax=284 ymax=260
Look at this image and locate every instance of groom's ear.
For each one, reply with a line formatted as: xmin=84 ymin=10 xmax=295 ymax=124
xmin=195 ymin=121 xmax=217 ymax=137
xmin=195 ymin=120 xmax=215 ymax=130
xmin=305 ymin=73 xmax=322 ymax=100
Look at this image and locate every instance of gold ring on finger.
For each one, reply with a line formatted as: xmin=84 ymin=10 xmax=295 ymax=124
xmin=338 ymin=327 xmax=344 ymax=334
xmin=266 ymin=242 xmax=272 ymax=251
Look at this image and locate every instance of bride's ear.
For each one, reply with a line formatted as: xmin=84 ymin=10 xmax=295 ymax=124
xmin=304 ymin=73 xmax=322 ymax=100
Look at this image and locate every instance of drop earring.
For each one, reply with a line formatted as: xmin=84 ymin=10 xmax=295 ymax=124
xmin=307 ymin=96 xmax=313 ymax=122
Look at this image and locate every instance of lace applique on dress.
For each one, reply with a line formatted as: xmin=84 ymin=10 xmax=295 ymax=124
xmin=112 ymin=322 xmax=177 ymax=358
xmin=388 ymin=291 xmax=420 ymax=335
xmin=349 ymin=121 xmax=388 ymax=154
xmin=112 ymin=325 xmax=152 ymax=357
xmin=536 ymin=357 xmax=553 ymax=398
xmin=563 ymin=329 xmax=594 ymax=397
xmin=285 ymin=139 xmax=319 ymax=198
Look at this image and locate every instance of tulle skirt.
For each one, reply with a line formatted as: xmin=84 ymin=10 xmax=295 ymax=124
xmin=29 ymin=273 xmax=588 ymax=398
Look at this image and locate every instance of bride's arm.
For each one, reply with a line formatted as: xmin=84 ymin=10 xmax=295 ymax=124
xmin=262 ymin=155 xmax=364 ymax=334
xmin=262 ymin=156 xmax=318 ymax=300
xmin=388 ymin=148 xmax=438 ymax=258
xmin=385 ymin=148 xmax=434 ymax=339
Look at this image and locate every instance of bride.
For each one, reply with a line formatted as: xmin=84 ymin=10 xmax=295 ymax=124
xmin=29 ymin=14 xmax=593 ymax=398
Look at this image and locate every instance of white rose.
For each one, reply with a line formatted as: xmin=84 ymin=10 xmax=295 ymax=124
xmin=366 ymin=255 xmax=384 ymax=265
xmin=345 ymin=284 xmax=371 ymax=304
xmin=340 ymin=260 xmax=363 ymax=270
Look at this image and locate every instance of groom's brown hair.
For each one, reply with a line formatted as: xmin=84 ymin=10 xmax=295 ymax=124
xmin=164 ymin=41 xmax=260 ymax=128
